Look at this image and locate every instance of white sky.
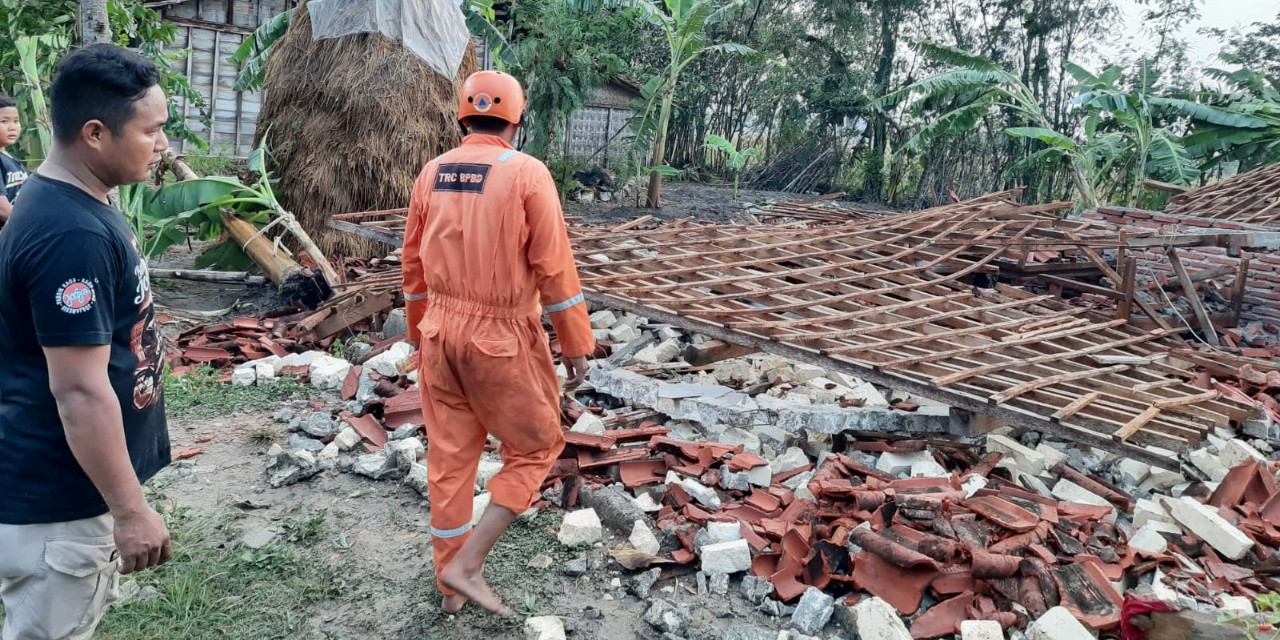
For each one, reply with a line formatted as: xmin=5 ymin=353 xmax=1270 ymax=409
xmin=1118 ymin=0 xmax=1278 ymax=67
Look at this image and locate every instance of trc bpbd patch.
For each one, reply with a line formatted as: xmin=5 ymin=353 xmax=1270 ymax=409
xmin=434 ymin=163 xmax=491 ymax=194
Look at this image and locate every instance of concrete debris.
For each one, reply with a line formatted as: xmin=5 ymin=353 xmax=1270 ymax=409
xmin=298 ymin=412 xmax=339 ymax=439
xmin=985 ymin=434 xmax=1048 ymax=476
xmin=1034 ymin=443 xmax=1068 ymax=469
xmin=387 ymin=424 xmax=420 ymax=441
xmin=365 ymin=342 xmax=413 ymax=377
xmin=634 ymin=492 xmax=662 ymax=513
xmin=1050 ymin=478 xmax=1112 ymax=508
xmin=629 ymin=520 xmax=661 ymax=556
xmin=334 ymin=427 xmax=362 ymax=452
xmin=642 ymin=599 xmax=689 ymax=635
xmin=631 ymin=567 xmax=662 ymax=599
xmin=1189 ymin=448 xmax=1230 ymax=482
xmin=706 ymin=521 xmax=742 ymax=544
xmin=959 ymin=620 xmax=1004 ymax=640
xmin=851 ymin=596 xmax=911 ymax=640
xmin=352 ymin=450 xmax=406 ymax=481
xmin=562 ymin=558 xmax=588 ymax=577
xmin=681 ymin=478 xmax=722 ymax=510
xmin=579 ymin=485 xmax=646 ymax=535
xmin=524 ymin=616 xmax=567 ymax=640
xmin=571 ymin=412 xmax=607 ymax=435
xmin=558 ymin=508 xmax=604 ymax=547
xmin=701 ymin=539 xmax=752 ymax=575
xmin=770 ymin=447 xmax=811 ymax=477
xmin=1164 ymin=496 xmax=1254 ymax=560
xmin=720 ymin=468 xmax=752 ymax=492
xmin=476 ymin=456 xmax=504 ymax=490
xmin=875 ymin=450 xmax=935 ymax=477
xmin=1133 ymin=498 xmax=1175 ymax=529
xmin=590 ymin=310 xmax=617 ymax=330
xmin=288 ymin=434 xmax=325 ymax=453
xmin=266 ymin=450 xmax=320 ymax=488
xmin=740 ymin=576 xmax=774 ymax=605
xmin=404 ymin=462 xmax=429 ymax=497
xmin=716 ymin=627 xmax=775 ymax=640
xmin=1026 ymin=606 xmax=1094 ymax=640
xmin=1116 ymin=458 xmax=1151 ymax=486
xmin=232 ymin=367 xmax=256 ymax=387
xmin=709 ymin=572 xmax=730 ymax=595
xmin=309 ymin=355 xmax=352 ymax=391
xmin=1220 ymin=595 xmax=1255 ymax=615
xmin=790 ymin=587 xmax=835 ymax=636
xmin=1220 ymin=439 xmax=1267 ymax=470
xmin=1129 ymin=523 xmax=1172 ymax=555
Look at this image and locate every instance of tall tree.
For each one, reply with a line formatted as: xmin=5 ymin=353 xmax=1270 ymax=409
xmin=79 ymin=0 xmax=110 ymax=44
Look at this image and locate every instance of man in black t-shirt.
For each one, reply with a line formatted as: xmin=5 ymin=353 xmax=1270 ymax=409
xmin=0 ymin=93 xmax=28 ymax=228
xmin=0 ymin=44 xmax=172 ymax=639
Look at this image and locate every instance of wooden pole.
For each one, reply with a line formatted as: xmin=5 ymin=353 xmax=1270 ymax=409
xmin=1118 ymin=256 xmax=1137 ymax=322
xmin=1166 ymin=247 xmax=1220 ymax=346
xmin=221 ymin=211 xmax=304 ymax=287
xmin=1231 ymin=258 xmax=1251 ymax=324
xmin=150 ymin=268 xmax=268 ymax=286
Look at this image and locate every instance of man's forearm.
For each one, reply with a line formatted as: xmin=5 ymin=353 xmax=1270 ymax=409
xmin=0 ymin=196 xmax=12 ymax=220
xmin=57 ymin=388 xmax=146 ymax=515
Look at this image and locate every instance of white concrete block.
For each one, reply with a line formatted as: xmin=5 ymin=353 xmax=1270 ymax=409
xmin=1116 ymin=458 xmax=1151 ymax=485
xmin=700 ymin=539 xmax=752 ymax=575
xmin=309 ymin=355 xmax=352 ymax=391
xmin=1221 ymin=439 xmax=1267 ymax=471
xmin=232 ymin=367 xmax=257 ymax=387
xmin=558 ymin=508 xmax=604 ymax=546
xmin=1035 ymin=443 xmax=1068 ymax=469
xmin=682 ymin=478 xmax=722 ymax=510
xmin=1189 ymin=448 xmax=1230 ymax=482
xmin=589 ymin=310 xmax=617 ymax=330
xmin=851 ymin=596 xmax=911 ymax=640
xmin=718 ymin=427 xmax=762 ymax=455
xmin=911 ymin=458 xmax=950 ymax=478
xmin=524 ymin=616 xmax=567 ymax=640
xmin=1129 ymin=524 xmax=1171 ymax=555
xmin=707 ymin=521 xmax=742 ymax=544
xmin=1151 ymin=568 xmax=1178 ymax=602
xmin=571 ymin=412 xmax=607 ymax=435
xmin=1133 ymin=498 xmax=1176 ymax=530
xmin=1165 ymin=497 xmax=1254 ymax=560
xmin=1051 ymin=478 xmax=1111 ymax=508
xmin=1027 ymin=606 xmax=1094 ymax=640
xmin=770 ymin=447 xmax=811 ymax=477
xmin=961 ymin=474 xmax=988 ymax=499
xmin=1220 ymin=595 xmax=1255 ymax=615
xmin=476 ymin=456 xmax=504 ymax=490
xmin=608 ymin=325 xmax=641 ymax=344
xmin=876 ymin=450 xmax=935 ymax=476
xmin=986 ymin=434 xmax=1048 ymax=476
xmin=334 ymin=427 xmax=362 ymax=452
xmin=633 ymin=339 xmax=682 ymax=365
xmin=1141 ymin=465 xmax=1187 ymax=492
xmin=629 ymin=520 xmax=661 ymax=555
xmin=633 ymin=491 xmax=662 ymax=513
xmin=959 ymin=620 xmax=1004 ymax=640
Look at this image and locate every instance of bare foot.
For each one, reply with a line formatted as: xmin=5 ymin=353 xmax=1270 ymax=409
xmin=442 ymin=593 xmax=468 ymax=614
xmin=440 ymin=565 xmax=511 ymax=616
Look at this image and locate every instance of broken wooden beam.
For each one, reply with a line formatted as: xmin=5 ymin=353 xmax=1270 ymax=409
xmin=680 ymin=340 xmax=759 ymax=367
xmin=1166 ymin=247 xmax=1220 ymax=346
xmin=150 ymin=268 xmax=268 ymax=286
xmin=222 ymin=211 xmax=330 ymax=309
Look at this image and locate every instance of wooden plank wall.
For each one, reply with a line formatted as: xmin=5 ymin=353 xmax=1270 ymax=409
xmin=162 ymin=0 xmax=293 ymax=156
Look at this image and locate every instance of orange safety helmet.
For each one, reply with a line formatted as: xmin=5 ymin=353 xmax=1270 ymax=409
xmin=458 ymin=70 xmax=526 ymax=126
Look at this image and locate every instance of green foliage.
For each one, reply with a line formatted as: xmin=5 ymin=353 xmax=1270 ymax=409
xmin=108 ymin=1 xmax=209 ymax=150
xmin=704 ymin=133 xmax=760 ymax=198
xmin=0 ymin=1 xmax=208 ymax=159
xmin=162 ymin=366 xmax=314 ymax=420
xmin=121 ymin=141 xmax=283 ymax=268
xmin=229 ymin=8 xmax=295 ymax=92
xmin=93 ymin=506 xmax=344 ymax=640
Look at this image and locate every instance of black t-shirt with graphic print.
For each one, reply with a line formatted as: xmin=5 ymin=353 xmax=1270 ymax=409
xmin=0 ymin=173 xmax=169 ymax=524
xmin=1 ymin=152 xmax=27 ymax=204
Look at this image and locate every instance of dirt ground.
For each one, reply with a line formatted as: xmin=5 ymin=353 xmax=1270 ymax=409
xmin=111 ymin=392 xmax=792 ymax=640
xmin=566 ymin=181 xmax=825 ymax=226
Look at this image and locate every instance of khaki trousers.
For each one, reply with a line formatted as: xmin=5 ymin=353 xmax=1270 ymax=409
xmin=0 ymin=514 xmax=119 ymax=640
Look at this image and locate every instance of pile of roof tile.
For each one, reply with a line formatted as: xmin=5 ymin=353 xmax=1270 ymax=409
xmin=547 ymin=416 xmax=1280 ymax=637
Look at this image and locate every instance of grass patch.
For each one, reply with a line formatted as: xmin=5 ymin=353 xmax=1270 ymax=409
xmin=95 ymin=505 xmax=344 ymax=640
xmin=407 ymin=511 xmax=569 ymax=633
xmin=164 ymin=367 xmax=315 ymax=420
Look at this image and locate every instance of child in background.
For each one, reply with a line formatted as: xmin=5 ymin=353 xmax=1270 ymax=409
xmin=0 ymin=94 xmax=28 ymax=226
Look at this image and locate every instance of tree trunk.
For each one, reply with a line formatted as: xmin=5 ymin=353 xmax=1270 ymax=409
xmin=646 ymin=89 xmax=675 ymax=209
xmin=80 ymin=0 xmax=111 ymax=45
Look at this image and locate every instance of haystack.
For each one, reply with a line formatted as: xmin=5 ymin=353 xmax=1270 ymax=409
xmin=255 ymin=0 xmax=476 ymax=257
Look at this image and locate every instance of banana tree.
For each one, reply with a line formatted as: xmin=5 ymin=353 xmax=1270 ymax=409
xmin=876 ymin=41 xmax=1100 ymax=208
xmin=704 ymin=134 xmax=760 ymax=199
xmin=229 ymin=8 xmax=294 ymax=92
xmin=1182 ymin=61 xmax=1280 ymax=173
xmin=612 ymin=0 xmax=753 ymax=208
xmin=13 ymin=34 xmax=66 ymax=162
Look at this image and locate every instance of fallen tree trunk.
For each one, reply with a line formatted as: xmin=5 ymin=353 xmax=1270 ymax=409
xmin=222 ymin=211 xmax=330 ymax=308
xmin=150 ymin=269 xmax=268 ymax=286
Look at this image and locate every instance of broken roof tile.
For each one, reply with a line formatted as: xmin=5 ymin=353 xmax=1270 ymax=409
xmin=966 ymin=495 xmax=1041 ymax=533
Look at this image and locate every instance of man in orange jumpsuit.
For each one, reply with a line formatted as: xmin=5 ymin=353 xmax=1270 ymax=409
xmin=401 ymin=71 xmax=595 ymax=616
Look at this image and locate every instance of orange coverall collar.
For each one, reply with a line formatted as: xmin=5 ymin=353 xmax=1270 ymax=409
xmin=460 ymin=133 xmax=515 ymax=150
